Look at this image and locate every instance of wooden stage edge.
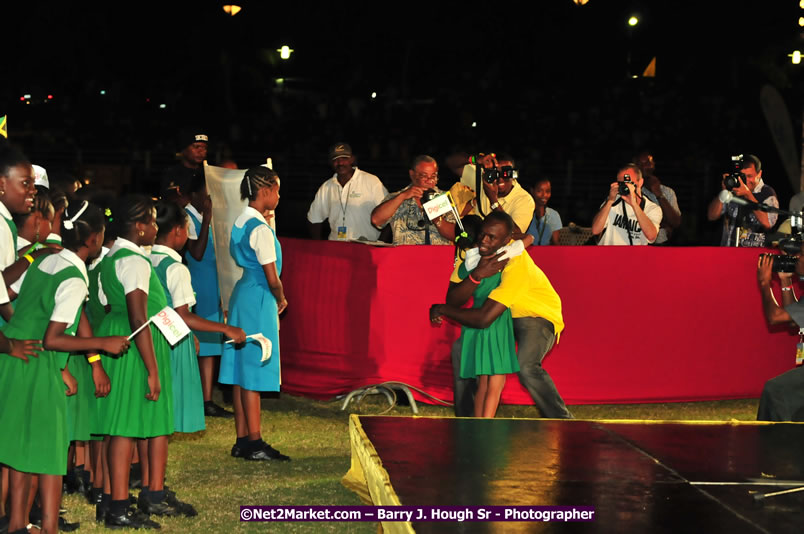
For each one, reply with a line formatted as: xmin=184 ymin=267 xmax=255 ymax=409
xmin=343 ymin=414 xmax=804 ymax=534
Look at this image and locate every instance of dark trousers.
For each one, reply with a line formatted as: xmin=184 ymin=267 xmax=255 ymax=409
xmin=452 ymin=316 xmax=572 ymax=418
xmin=757 ymin=366 xmax=804 ymax=422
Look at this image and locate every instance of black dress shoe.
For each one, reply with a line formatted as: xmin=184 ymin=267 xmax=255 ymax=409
xmin=204 ymin=402 xmax=234 ymax=418
xmin=105 ymin=508 xmax=161 ymax=530
xmin=246 ymin=443 xmax=291 ymax=462
xmin=165 ymin=493 xmax=198 ymax=518
xmin=87 ymin=487 xmax=103 ymax=505
xmin=58 ymin=516 xmax=81 ymax=532
xmin=96 ymin=502 xmax=108 ymax=523
xmin=230 ymin=443 xmax=245 ymax=458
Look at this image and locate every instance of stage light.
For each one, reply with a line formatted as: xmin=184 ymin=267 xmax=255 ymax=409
xmin=278 ymin=45 xmax=293 ymax=60
xmin=159 ymin=103 xmax=167 ymax=109
xmin=572 ymin=0 xmax=589 ymax=5
xmin=628 ymin=16 xmax=639 ymax=27
xmin=23 ymin=94 xmax=31 ymax=100
xmin=791 ymin=51 xmax=802 ymax=65
xmin=223 ymin=4 xmax=241 ymax=16
xmin=19 ymin=96 xmax=24 ymax=101
xmin=371 ymin=92 xmax=377 ymax=99
xmin=472 ymin=122 xmax=477 ymax=128
xmin=47 ymin=95 xmax=53 ymax=100
xmin=100 ymin=90 xmax=106 ymax=95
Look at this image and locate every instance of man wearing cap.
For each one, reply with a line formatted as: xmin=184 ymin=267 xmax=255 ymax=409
xmin=307 ymin=143 xmax=388 ymax=241
xmin=160 ymin=131 xmax=209 ymax=197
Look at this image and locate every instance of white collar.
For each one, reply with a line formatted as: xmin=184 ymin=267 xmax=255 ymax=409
xmin=17 ymin=236 xmax=31 ymax=249
xmin=57 ymin=247 xmax=90 ymax=285
xmin=185 ymin=203 xmax=202 ymax=220
xmin=151 ymin=244 xmax=183 ymax=262
xmin=330 ymin=167 xmax=360 ymax=187
xmin=0 ymin=201 xmax=12 ymax=220
xmin=109 ymin=237 xmax=146 ymax=256
xmin=753 ymin=177 xmax=765 ymax=194
xmin=88 ymin=246 xmax=109 ymax=270
xmin=244 ymin=206 xmax=269 ymax=225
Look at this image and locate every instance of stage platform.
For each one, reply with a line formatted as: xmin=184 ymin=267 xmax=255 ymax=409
xmin=343 ymin=415 xmax=804 ymax=533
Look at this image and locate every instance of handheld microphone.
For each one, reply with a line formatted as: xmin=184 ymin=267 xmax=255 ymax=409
xmin=718 ymin=190 xmax=767 ymax=211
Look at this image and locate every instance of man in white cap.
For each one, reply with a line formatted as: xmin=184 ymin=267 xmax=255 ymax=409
xmin=307 ymin=142 xmax=388 ymax=241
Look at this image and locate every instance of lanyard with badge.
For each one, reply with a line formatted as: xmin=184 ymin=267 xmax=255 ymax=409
xmin=797 ymin=328 xmax=804 ymax=367
xmin=337 ymin=181 xmax=353 ymax=239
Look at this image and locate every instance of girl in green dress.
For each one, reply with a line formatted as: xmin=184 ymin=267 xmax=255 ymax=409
xmin=94 ymin=195 xmax=186 ymax=529
xmin=0 ymin=201 xmax=130 ymax=534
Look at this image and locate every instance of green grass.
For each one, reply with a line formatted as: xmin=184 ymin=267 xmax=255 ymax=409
xmin=61 ymin=394 xmax=761 ymax=533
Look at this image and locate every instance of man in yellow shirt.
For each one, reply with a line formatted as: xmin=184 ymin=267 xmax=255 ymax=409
xmin=430 ymin=212 xmax=571 ymax=418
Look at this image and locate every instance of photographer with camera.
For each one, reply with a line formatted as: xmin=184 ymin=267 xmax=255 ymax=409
xmin=370 ymin=155 xmax=456 ymax=245
xmin=468 ymin=154 xmax=535 ymax=236
xmin=756 ymin=247 xmax=804 ymax=421
xmin=707 ymin=154 xmax=778 ymax=247
xmin=591 ymin=163 xmax=662 ymax=245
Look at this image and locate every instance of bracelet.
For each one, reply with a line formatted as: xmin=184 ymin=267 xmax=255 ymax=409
xmin=467 ymin=274 xmax=481 ymax=284
xmin=782 ymin=286 xmax=793 ymax=292
xmin=87 ymin=354 xmax=101 ymax=363
xmin=23 ymin=254 xmax=34 ymax=265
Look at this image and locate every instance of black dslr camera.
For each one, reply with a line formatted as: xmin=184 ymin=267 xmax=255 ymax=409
xmin=483 ymin=165 xmax=517 ymax=184
xmin=723 ymin=154 xmax=746 ymax=190
xmin=618 ymin=174 xmax=633 ymax=196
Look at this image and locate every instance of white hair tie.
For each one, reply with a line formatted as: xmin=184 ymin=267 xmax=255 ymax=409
xmin=246 ymin=176 xmax=253 ymax=196
xmin=63 ymin=200 xmax=89 ymax=230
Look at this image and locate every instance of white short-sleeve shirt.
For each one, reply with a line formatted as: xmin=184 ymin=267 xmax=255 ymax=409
xmin=150 ymin=244 xmax=196 ymax=308
xmin=98 ymin=238 xmax=151 ymax=305
xmin=38 ymin=248 xmax=90 ymax=328
xmin=0 ymin=202 xmax=16 ymax=305
xmin=306 ymin=168 xmax=388 ymax=241
xmin=234 ymin=207 xmax=276 ymax=265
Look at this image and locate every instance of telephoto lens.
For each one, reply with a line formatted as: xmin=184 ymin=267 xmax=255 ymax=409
xmin=770 ymin=254 xmax=797 ymax=273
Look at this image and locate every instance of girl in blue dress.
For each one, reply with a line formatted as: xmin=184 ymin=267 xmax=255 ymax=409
xmin=220 ymin=166 xmax=289 ymax=461
xmin=150 ymin=201 xmax=246 ymax=433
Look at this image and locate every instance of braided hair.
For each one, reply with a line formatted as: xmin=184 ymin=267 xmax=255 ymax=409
xmin=240 ymin=166 xmax=278 ymax=201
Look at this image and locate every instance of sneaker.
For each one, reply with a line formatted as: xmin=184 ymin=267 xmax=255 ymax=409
xmin=245 ymin=442 xmax=291 ymax=462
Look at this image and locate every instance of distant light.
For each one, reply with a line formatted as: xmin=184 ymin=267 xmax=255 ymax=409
xmin=472 ymin=122 xmax=477 ymax=128
xmin=47 ymin=94 xmax=53 ymax=100
xmin=275 ymin=78 xmax=285 ymax=85
xmin=277 ymin=45 xmax=293 ymax=60
xmin=222 ymin=5 xmax=241 ymax=16
xmin=799 ymin=16 xmax=804 ymax=27
xmin=628 ymin=16 xmax=639 ymax=27
xmin=146 ymin=98 xmax=150 ymax=102
xmin=631 ymin=75 xmax=639 ymax=79
xmin=19 ymin=96 xmax=25 ymax=101
xmin=572 ymin=0 xmax=589 ymax=4
xmin=801 ymin=0 xmax=804 ymax=9
xmin=23 ymin=94 xmax=31 ymax=100
xmin=26 ymin=101 xmax=30 ymax=105
xmin=159 ymin=103 xmax=167 ymax=109
xmin=100 ymin=90 xmax=106 ymax=95
xmin=371 ymin=92 xmax=377 ymax=99
xmin=791 ymin=51 xmax=802 ymax=65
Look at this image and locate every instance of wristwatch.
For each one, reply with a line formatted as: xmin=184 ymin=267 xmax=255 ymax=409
xmin=490 ymin=201 xmax=500 ymax=210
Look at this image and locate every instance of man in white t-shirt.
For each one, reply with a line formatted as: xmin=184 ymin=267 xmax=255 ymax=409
xmin=307 ymin=143 xmax=388 ymax=241
xmin=591 ymin=163 xmax=662 ymax=245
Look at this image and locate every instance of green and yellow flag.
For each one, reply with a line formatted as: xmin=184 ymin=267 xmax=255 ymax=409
xmin=0 ymin=116 xmax=7 ymax=139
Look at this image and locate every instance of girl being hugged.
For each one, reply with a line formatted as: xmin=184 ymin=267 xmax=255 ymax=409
xmin=150 ymin=200 xmax=246 ymax=435
xmin=95 ymin=195 xmax=179 ymax=529
xmin=221 ymin=166 xmax=289 ymax=461
xmin=0 ymin=201 xmax=129 ymax=534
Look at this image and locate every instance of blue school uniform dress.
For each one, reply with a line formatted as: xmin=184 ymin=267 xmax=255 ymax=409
xmin=219 ymin=207 xmax=281 ymax=392
xmin=151 ymin=244 xmax=205 ymax=433
xmin=184 ymin=205 xmax=223 ymax=356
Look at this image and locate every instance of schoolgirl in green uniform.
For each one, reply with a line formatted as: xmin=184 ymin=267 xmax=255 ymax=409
xmin=0 ymin=200 xmax=129 ymax=534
